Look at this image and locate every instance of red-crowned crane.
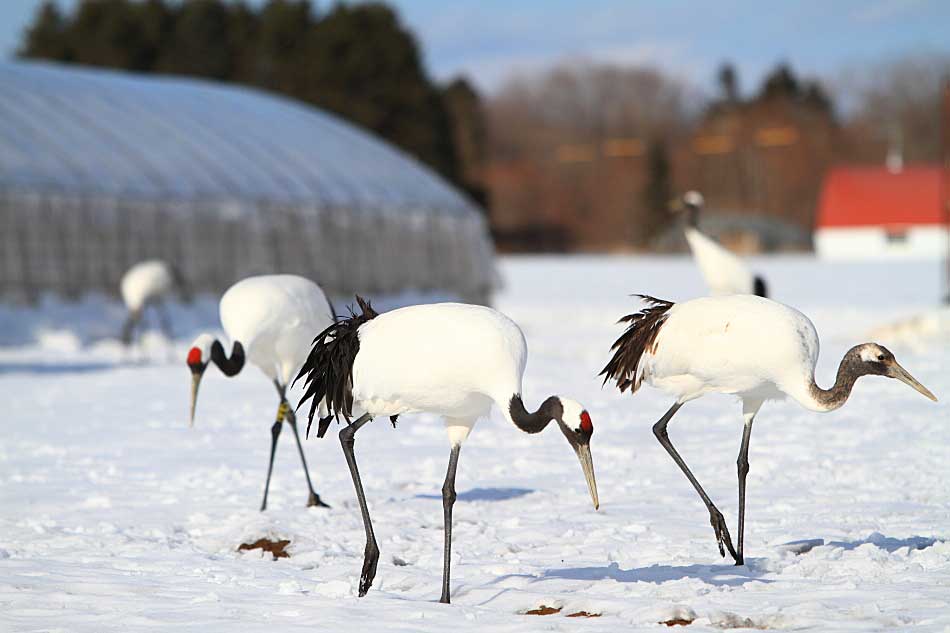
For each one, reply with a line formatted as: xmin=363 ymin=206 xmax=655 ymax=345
xmin=297 ymin=298 xmax=599 ymax=604
xmin=602 ymin=294 xmax=937 ymax=565
xmin=673 ymin=191 xmax=769 ymax=297
xmin=187 ymin=275 xmax=335 ymax=511
xmin=120 ymin=260 xmax=188 ymax=345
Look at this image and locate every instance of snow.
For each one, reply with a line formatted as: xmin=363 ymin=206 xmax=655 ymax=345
xmin=1 ymin=255 xmax=948 ymax=632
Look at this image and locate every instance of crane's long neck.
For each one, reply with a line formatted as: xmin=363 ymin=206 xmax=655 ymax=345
xmin=508 ymin=394 xmax=562 ymax=433
xmin=808 ymin=354 xmax=861 ymax=411
xmin=210 ymin=340 xmax=245 ymax=377
xmin=685 ymin=204 xmax=700 ymax=228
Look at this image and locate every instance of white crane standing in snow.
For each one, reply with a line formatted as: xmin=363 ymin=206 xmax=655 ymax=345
xmin=602 ymin=294 xmax=937 ymax=565
xmin=120 ymin=259 xmax=188 ymax=345
xmin=187 ymin=275 xmax=335 ymax=511
xmin=673 ymin=191 xmax=768 ymax=297
xmin=296 ymin=297 xmax=599 ymax=603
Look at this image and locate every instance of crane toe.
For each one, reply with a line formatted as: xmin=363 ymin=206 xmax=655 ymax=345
xmin=708 ymin=509 xmax=738 ymax=562
xmin=307 ymin=492 xmax=331 ymax=508
xmin=358 ymin=543 xmax=380 ymax=597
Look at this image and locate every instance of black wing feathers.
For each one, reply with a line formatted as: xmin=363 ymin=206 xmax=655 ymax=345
xmin=600 ymin=295 xmax=673 ymax=394
xmin=295 ymin=295 xmax=378 ymax=435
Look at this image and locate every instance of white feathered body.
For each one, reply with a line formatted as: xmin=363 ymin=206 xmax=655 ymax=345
xmin=351 ymin=303 xmax=527 ymax=444
xmin=120 ymin=260 xmax=174 ymax=311
xmin=684 ymin=227 xmax=755 ymax=296
xmin=220 ymin=275 xmax=334 ymax=385
xmin=641 ymin=295 xmax=822 ymax=409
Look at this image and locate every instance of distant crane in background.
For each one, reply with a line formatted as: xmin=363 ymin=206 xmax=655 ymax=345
xmin=672 ymin=191 xmax=769 ymax=297
xmin=602 ymin=294 xmax=936 ymax=565
xmin=297 ymin=298 xmax=599 ymax=603
xmin=187 ymin=274 xmax=335 ymax=511
xmin=120 ymin=260 xmax=188 ymax=345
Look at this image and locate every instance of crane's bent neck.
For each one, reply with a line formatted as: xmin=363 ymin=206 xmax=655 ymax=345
xmin=808 ymin=355 xmax=861 ymax=412
xmin=684 ymin=205 xmax=700 ymax=228
xmin=211 ymin=340 xmax=246 ymax=377
xmin=507 ymin=394 xmax=562 ymax=433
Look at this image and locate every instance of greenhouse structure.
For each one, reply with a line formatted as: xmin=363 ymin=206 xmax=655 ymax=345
xmin=0 ymin=61 xmax=496 ymax=304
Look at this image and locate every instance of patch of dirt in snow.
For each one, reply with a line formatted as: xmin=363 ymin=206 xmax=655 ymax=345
xmin=523 ymin=605 xmax=601 ymax=617
xmin=524 ymin=605 xmax=561 ymax=615
xmin=660 ymin=618 xmax=695 ymax=627
xmin=566 ymin=610 xmax=601 ymax=618
xmin=237 ymin=537 xmax=291 ymax=560
xmin=659 ymin=605 xmax=698 ymax=626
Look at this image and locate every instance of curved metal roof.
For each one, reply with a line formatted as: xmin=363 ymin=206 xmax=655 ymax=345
xmin=0 ymin=60 xmax=479 ymax=216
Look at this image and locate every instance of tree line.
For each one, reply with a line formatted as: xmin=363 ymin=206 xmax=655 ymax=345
xmin=483 ymin=56 xmax=948 ymax=250
xmin=19 ymin=0 xmax=486 ymax=204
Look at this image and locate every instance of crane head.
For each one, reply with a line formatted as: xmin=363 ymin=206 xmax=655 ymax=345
xmin=186 ymin=334 xmax=214 ymax=426
xmin=668 ymin=191 xmax=703 ymax=227
xmin=855 ymin=343 xmax=937 ymax=402
xmin=554 ymin=397 xmax=599 ymax=510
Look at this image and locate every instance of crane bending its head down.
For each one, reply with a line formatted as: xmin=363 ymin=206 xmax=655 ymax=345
xmin=295 ymin=297 xmax=598 ymax=603
xmin=186 ymin=334 xmax=246 ymax=425
xmin=183 ymin=275 xmax=336 ymax=512
xmin=601 ymin=294 xmax=936 ymax=565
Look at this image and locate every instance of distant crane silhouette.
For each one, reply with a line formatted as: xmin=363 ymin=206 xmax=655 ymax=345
xmin=672 ymin=191 xmax=768 ymax=297
xmin=297 ymin=298 xmax=599 ymax=603
xmin=120 ymin=260 xmax=187 ymax=345
xmin=602 ymin=294 xmax=936 ymax=565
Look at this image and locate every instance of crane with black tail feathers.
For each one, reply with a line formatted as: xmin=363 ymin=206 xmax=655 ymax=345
xmin=672 ymin=191 xmax=769 ymax=298
xmin=602 ymin=294 xmax=937 ymax=566
xmin=297 ymin=297 xmax=600 ymax=604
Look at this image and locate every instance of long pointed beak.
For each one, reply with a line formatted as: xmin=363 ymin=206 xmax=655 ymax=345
xmin=189 ymin=371 xmax=203 ymax=426
xmin=890 ymin=363 xmax=937 ymax=402
xmin=574 ymin=444 xmax=599 ymax=510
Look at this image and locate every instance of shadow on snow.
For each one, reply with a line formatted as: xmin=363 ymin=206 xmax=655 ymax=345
xmin=0 ymin=361 xmax=115 ymax=375
xmin=786 ymin=532 xmax=941 ymax=555
xmin=539 ymin=561 xmax=771 ymax=587
xmin=415 ymin=487 xmax=534 ymax=502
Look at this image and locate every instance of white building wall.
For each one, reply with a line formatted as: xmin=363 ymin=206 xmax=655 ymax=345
xmin=815 ymin=226 xmax=948 ymax=259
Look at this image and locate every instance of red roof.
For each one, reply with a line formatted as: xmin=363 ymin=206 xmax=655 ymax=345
xmin=816 ymin=165 xmax=945 ymax=228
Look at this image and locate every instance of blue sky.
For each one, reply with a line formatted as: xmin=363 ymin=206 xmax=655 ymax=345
xmin=3 ymin=0 xmax=949 ymax=94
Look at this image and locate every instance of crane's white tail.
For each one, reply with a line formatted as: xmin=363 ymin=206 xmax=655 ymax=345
xmin=295 ymin=295 xmax=378 ymax=436
xmin=600 ymin=295 xmax=674 ymax=394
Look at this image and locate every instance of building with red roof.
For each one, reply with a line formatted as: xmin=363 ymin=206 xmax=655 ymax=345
xmin=814 ymin=165 xmax=948 ymax=258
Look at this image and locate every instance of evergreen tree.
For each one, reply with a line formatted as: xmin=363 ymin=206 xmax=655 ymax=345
xmin=17 ymin=0 xmax=467 ymax=189
xmin=440 ymin=77 xmax=488 ymax=206
xmin=18 ymin=1 xmax=71 ymax=61
xmin=717 ymin=62 xmax=739 ymax=103
xmin=642 ymin=138 xmax=672 ymax=245
xmin=759 ymin=63 xmax=800 ymax=100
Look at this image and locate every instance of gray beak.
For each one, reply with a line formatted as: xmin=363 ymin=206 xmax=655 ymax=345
xmin=574 ymin=444 xmax=599 ymax=510
xmin=889 ymin=362 xmax=937 ymax=402
xmin=189 ymin=371 xmax=203 ymax=426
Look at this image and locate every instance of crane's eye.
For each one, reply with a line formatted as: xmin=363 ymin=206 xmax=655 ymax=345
xmin=876 ymin=354 xmax=885 ymax=361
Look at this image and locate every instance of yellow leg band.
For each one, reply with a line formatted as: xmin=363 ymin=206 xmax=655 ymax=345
xmin=276 ymin=401 xmax=290 ymax=423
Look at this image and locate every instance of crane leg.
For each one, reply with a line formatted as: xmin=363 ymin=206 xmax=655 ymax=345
xmin=155 ymin=300 xmax=174 ymax=340
xmin=286 ymin=407 xmax=330 ymax=508
xmin=260 ymin=412 xmax=283 ymax=512
xmin=273 ymin=381 xmax=329 ymax=508
xmin=440 ymin=444 xmax=461 ymax=604
xmin=735 ymin=402 xmax=760 ymax=566
xmin=120 ymin=309 xmax=141 ymax=347
xmin=339 ymin=413 xmax=378 ymax=597
xmin=653 ymin=402 xmax=739 ymax=563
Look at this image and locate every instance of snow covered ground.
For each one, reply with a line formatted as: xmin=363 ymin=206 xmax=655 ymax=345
xmin=1 ymin=255 xmax=948 ymax=632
